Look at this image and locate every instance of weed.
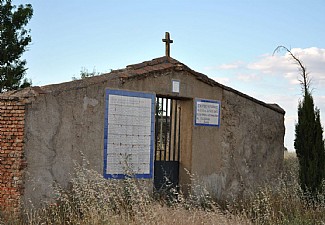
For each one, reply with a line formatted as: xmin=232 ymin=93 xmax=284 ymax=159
xmin=5 ymin=153 xmax=324 ymax=224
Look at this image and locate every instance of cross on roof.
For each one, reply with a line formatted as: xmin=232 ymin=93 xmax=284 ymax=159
xmin=162 ymin=32 xmax=173 ymax=57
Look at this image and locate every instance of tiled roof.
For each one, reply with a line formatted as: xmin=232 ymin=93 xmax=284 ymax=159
xmin=0 ymin=56 xmax=285 ymax=114
xmin=113 ymin=57 xmax=285 ymax=114
xmin=110 ymin=56 xmax=183 ymax=78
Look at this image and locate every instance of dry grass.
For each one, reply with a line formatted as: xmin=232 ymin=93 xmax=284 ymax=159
xmin=1 ymin=152 xmax=325 ymax=224
xmin=229 ymin=151 xmax=325 ymax=224
xmin=0 ymin=163 xmax=249 ymax=225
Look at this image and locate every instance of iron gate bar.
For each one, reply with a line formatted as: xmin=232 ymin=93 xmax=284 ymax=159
xmin=160 ymin=98 xmax=163 ymax=160
xmin=155 ymin=97 xmax=158 ymax=161
xmin=178 ymin=107 xmax=181 ymax=161
xmin=160 ymin=97 xmax=163 ymax=160
xmin=155 ymin=97 xmax=161 ymax=161
xmin=173 ymin=100 xmax=178 ymax=161
xmin=168 ymin=99 xmax=173 ymax=161
xmin=164 ymin=98 xmax=168 ymax=161
xmin=154 ymin=97 xmax=181 ymax=162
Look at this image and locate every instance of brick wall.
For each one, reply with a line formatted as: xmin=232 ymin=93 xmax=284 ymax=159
xmin=0 ymin=100 xmax=26 ymax=212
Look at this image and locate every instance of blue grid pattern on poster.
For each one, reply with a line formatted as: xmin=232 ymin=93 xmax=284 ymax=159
xmin=194 ymin=98 xmax=221 ymax=127
xmin=103 ymin=89 xmax=155 ymax=179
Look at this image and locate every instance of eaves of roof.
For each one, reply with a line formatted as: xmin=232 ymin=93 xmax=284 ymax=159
xmin=115 ymin=56 xmax=285 ymax=115
xmin=0 ymin=56 xmax=285 ymax=114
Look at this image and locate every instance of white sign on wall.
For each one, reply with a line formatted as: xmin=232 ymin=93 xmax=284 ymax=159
xmin=172 ymin=80 xmax=180 ymax=93
xmin=195 ymin=99 xmax=221 ymax=126
xmin=104 ymin=89 xmax=155 ymax=179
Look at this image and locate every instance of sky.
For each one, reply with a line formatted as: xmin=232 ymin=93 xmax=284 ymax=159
xmin=12 ymin=0 xmax=325 ymax=151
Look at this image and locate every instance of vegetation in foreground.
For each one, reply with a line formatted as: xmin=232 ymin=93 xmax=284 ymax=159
xmin=1 ymin=152 xmax=325 ymax=225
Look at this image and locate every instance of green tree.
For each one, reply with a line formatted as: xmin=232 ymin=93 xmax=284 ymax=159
xmin=275 ymin=46 xmax=325 ymax=196
xmin=0 ymin=0 xmax=33 ymax=93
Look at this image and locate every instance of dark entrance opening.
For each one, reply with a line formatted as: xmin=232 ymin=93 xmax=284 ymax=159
xmin=154 ymin=97 xmax=181 ymax=193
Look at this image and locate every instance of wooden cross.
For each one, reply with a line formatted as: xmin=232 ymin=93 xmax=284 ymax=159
xmin=162 ymin=32 xmax=173 ymax=57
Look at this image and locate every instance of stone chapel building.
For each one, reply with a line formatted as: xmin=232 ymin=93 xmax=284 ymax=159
xmin=0 ymin=33 xmax=285 ymax=211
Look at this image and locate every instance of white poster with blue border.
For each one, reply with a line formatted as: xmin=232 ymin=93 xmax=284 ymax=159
xmin=195 ymin=98 xmax=221 ymax=127
xmin=104 ymin=89 xmax=155 ymax=179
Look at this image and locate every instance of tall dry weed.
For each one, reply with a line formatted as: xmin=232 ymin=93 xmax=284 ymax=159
xmin=0 ymin=162 xmax=247 ymax=225
xmin=229 ymin=151 xmax=325 ymax=224
xmin=4 ymin=152 xmax=323 ymax=224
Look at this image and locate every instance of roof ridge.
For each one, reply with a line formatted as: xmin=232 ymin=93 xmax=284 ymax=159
xmin=0 ymin=56 xmax=285 ymax=114
xmin=126 ymin=56 xmax=180 ymax=70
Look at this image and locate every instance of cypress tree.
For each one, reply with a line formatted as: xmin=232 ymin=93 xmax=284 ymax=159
xmin=274 ymin=46 xmax=325 ymax=196
xmin=295 ymin=91 xmax=325 ymax=195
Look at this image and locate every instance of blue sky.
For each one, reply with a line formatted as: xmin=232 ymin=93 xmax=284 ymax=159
xmin=13 ymin=0 xmax=325 ymax=151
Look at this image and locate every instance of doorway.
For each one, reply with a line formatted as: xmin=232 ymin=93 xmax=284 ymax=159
xmin=154 ymin=97 xmax=181 ymax=192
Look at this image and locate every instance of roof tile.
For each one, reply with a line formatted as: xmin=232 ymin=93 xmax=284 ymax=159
xmin=0 ymin=56 xmax=285 ymax=114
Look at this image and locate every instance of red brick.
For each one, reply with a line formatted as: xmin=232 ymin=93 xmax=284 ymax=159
xmin=0 ymin=100 xmax=25 ymax=212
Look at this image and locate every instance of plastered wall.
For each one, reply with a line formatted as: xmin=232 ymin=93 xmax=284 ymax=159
xmin=0 ymin=68 xmax=285 ymax=209
xmin=192 ymin=90 xmax=285 ymax=201
xmin=23 ymin=83 xmax=113 ymax=207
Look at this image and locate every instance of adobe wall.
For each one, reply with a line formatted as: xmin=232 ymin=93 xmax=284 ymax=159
xmin=0 ymin=68 xmax=285 ymax=209
xmin=104 ymin=70 xmax=285 ymax=201
xmin=192 ymin=89 xmax=285 ymax=201
xmin=0 ymin=100 xmax=26 ymax=212
xmin=22 ymin=79 xmax=121 ymax=207
xmin=139 ymin=70 xmax=285 ymax=201
xmin=21 ymin=70 xmax=221 ymax=206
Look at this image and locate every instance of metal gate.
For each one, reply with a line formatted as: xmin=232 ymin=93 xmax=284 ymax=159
xmin=154 ymin=97 xmax=181 ymax=192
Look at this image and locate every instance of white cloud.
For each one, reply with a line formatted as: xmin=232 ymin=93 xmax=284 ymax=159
xmin=206 ymin=47 xmax=325 ymax=152
xmin=206 ymin=47 xmax=325 ymax=88
xmin=247 ymin=55 xmax=294 ymax=73
xmin=236 ymin=73 xmax=261 ymax=82
xmin=205 ymin=61 xmax=244 ymax=71
xmin=249 ymin=47 xmax=325 ymax=86
xmin=218 ymin=62 xmax=240 ymax=70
